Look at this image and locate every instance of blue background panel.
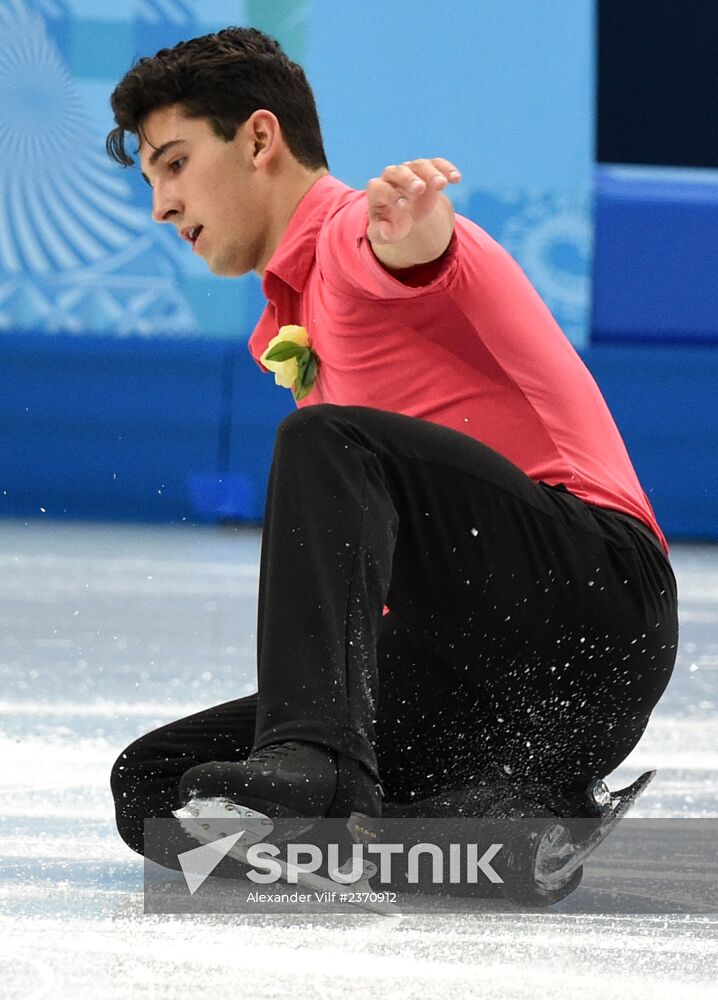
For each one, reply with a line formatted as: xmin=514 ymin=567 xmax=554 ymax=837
xmin=0 ymin=0 xmax=595 ymax=347
xmin=592 ymin=166 xmax=718 ymax=345
xmin=69 ymin=20 xmax=134 ymax=78
xmin=582 ymin=345 xmax=718 ymax=539
xmin=0 ymin=334 xmax=227 ymax=522
xmin=0 ymin=332 xmax=296 ymax=524
xmin=226 ymin=350 xmax=293 ymax=521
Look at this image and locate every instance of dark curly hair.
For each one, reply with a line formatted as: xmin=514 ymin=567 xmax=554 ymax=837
xmin=106 ymin=26 xmax=328 ymax=170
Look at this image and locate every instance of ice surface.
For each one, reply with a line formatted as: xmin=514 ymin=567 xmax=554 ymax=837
xmin=1 ymin=520 xmax=717 ymax=999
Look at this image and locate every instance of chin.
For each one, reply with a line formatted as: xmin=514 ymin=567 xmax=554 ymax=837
xmin=208 ymin=255 xmax=249 ymax=278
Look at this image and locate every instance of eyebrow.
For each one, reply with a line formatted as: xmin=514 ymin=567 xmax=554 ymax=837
xmin=140 ymin=139 xmax=186 ymax=187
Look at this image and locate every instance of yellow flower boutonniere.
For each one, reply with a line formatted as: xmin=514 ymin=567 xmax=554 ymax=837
xmin=259 ymin=325 xmax=319 ymax=402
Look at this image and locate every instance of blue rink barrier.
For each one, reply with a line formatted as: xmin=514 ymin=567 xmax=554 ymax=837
xmin=0 ymin=332 xmax=290 ymax=525
xmin=592 ymin=165 xmax=718 ymax=346
xmin=581 ymin=345 xmax=718 ymax=540
xmin=0 ymin=333 xmax=715 ymax=539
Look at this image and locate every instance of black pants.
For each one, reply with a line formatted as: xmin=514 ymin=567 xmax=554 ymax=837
xmin=112 ymin=405 xmax=678 ymax=860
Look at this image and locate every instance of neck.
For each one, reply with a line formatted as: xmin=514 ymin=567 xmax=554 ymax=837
xmin=256 ymin=166 xmax=330 ymax=277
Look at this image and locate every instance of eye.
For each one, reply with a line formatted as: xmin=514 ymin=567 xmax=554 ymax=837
xmin=168 ymin=157 xmax=185 ymax=173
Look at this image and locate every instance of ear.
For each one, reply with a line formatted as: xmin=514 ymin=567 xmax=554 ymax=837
xmin=245 ymin=109 xmax=282 ymax=167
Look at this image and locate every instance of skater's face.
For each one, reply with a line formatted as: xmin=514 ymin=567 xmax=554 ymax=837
xmin=139 ymin=104 xmax=275 ymax=277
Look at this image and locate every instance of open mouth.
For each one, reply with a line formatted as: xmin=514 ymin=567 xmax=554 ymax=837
xmin=179 ymin=226 xmax=204 ymax=249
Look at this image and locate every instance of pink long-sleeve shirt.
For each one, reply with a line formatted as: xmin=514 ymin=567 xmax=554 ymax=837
xmin=248 ymin=175 xmax=667 ymax=553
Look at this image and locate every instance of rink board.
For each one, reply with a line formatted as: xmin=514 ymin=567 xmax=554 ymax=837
xmin=0 ymin=333 xmax=715 ymax=538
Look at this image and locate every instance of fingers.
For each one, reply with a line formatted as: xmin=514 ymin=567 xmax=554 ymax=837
xmin=400 ymin=158 xmax=462 ymax=190
xmin=371 ymin=159 xmax=461 ymax=205
xmin=366 ymin=158 xmax=461 ymax=243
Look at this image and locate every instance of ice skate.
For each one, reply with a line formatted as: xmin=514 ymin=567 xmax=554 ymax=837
xmin=174 ymin=786 xmax=395 ymax=914
xmin=173 ymin=741 xmax=394 ymax=914
xmin=372 ymin=769 xmax=656 ymax=906
xmin=177 ymin=740 xmax=382 ymax=822
xmin=501 ymin=769 xmax=657 ymax=906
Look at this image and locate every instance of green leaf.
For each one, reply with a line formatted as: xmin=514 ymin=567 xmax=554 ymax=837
xmin=264 ymin=341 xmax=306 ymax=362
xmin=303 ymin=353 xmax=318 ymax=385
xmin=293 ymin=352 xmax=318 ymax=402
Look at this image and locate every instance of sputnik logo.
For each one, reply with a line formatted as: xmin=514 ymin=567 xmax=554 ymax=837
xmin=177 ymin=831 xmax=245 ymax=894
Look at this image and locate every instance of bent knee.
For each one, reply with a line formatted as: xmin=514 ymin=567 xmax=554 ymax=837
xmin=276 ymin=403 xmax=344 ymax=435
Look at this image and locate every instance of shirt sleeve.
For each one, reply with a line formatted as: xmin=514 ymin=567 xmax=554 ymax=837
xmin=317 ymin=192 xmax=460 ymax=300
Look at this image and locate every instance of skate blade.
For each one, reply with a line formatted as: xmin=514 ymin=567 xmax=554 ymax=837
xmin=535 ymin=769 xmax=656 ymax=892
xmin=174 ymin=799 xmax=399 ymax=916
xmin=174 ymin=796 xmax=276 ymax=848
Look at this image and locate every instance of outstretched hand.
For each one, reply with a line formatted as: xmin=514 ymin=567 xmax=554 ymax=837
xmin=366 ymin=158 xmax=462 ymax=245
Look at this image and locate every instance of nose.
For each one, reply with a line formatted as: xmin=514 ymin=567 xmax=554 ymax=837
xmin=151 ymin=184 xmax=181 ymax=224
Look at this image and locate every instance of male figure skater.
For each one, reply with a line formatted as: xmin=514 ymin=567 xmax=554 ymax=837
xmin=107 ymin=27 xmax=678 ymax=859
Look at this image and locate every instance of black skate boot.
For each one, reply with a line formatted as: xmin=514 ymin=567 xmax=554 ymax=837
xmin=481 ymin=778 xmax=601 ymax=907
xmin=375 ymin=768 xmax=622 ymax=906
xmin=177 ymin=740 xmax=382 ymax=821
xmin=500 ymin=771 xmax=656 ymax=907
xmin=174 ymin=742 xmax=383 ymax=896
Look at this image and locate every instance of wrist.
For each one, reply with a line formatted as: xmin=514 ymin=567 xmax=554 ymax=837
xmin=371 ymin=196 xmax=455 ymax=270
